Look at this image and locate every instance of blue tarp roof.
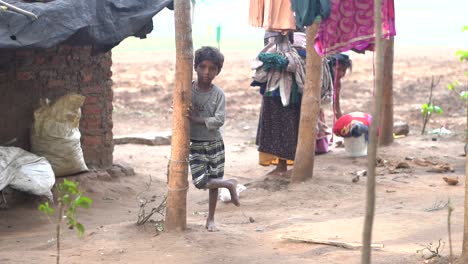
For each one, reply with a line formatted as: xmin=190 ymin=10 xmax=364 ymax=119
xmin=0 ymin=0 xmax=173 ymax=52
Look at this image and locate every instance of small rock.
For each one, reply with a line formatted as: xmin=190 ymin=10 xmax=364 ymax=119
xmin=396 ymin=162 xmax=410 ymax=169
xmin=97 ymin=171 xmax=112 ymax=181
xmin=107 ymin=166 xmax=125 ymax=178
xmin=443 ymin=176 xmax=459 ymax=186
xmin=249 ymin=217 xmax=255 ymax=223
xmin=393 ymin=121 xmax=410 ymax=136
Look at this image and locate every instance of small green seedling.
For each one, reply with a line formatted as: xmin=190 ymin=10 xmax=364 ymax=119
xmin=38 ymin=179 xmax=92 ymax=264
xmin=421 ymin=76 xmax=444 ymax=135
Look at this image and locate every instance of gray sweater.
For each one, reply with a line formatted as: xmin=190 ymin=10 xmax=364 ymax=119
xmin=190 ymin=84 xmax=225 ymax=141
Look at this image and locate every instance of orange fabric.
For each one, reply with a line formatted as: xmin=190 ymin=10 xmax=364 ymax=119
xmin=249 ymin=0 xmax=296 ymax=31
xmin=249 ymin=0 xmax=264 ymax=27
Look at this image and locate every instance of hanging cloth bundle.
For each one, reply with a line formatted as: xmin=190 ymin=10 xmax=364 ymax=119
xmin=291 ymin=0 xmax=331 ymax=28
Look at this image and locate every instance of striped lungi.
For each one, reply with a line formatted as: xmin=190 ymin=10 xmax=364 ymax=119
xmin=189 ymin=139 xmax=225 ymax=189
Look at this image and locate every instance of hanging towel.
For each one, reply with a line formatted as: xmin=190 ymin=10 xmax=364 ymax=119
xmin=314 ymin=0 xmax=396 ymax=56
xmin=291 ymin=0 xmax=331 ymax=28
xmin=248 ymin=0 xmax=296 ymax=32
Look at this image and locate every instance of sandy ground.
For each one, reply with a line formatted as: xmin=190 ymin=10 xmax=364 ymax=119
xmin=1 ymin=46 xmax=467 ymax=264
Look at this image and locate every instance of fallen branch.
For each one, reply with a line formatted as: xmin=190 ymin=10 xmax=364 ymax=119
xmin=281 ymin=235 xmax=384 ymax=250
xmin=0 ymin=0 xmax=38 ymax=20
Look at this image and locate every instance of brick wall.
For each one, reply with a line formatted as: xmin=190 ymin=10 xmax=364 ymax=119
xmin=0 ymin=45 xmax=114 ymax=169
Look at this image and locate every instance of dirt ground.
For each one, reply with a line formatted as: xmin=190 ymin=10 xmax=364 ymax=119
xmin=1 ymin=46 xmax=468 ymax=264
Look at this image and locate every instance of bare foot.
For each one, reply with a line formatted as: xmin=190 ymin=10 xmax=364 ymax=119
xmin=226 ymin=179 xmax=240 ymax=207
xmin=205 ymin=219 xmax=219 ymax=232
xmin=265 ymin=160 xmax=288 ymax=176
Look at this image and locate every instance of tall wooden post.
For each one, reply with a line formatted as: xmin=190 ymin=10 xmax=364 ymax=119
xmin=165 ymin=0 xmax=193 ymax=231
xmin=459 ymin=82 xmax=468 ymax=263
xmin=291 ymin=23 xmax=322 ymax=183
xmin=362 ymin=0 xmax=384 ymax=263
xmin=379 ymin=37 xmax=394 ymax=146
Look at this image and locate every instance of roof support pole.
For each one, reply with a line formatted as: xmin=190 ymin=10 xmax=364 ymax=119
xmin=379 ymin=37 xmax=394 ymax=146
xmin=362 ymin=0 xmax=384 ymax=262
xmin=291 ymin=23 xmax=322 ymax=183
xmin=165 ymin=0 xmax=193 ymax=231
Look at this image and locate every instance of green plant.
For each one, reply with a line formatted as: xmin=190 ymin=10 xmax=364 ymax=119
xmin=421 ymin=76 xmax=444 ymax=135
xmin=38 ymin=179 xmax=92 ymax=264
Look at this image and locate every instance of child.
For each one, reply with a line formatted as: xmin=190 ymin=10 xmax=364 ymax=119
xmin=188 ymin=46 xmax=240 ymax=232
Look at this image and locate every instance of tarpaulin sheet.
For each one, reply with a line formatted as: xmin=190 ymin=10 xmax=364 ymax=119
xmin=0 ymin=0 xmax=173 ymax=52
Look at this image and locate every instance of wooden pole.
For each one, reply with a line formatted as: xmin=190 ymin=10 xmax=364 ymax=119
xmin=361 ymin=0 xmax=384 ymax=263
xmin=459 ymin=82 xmax=468 ymax=263
xmin=291 ymin=23 xmax=322 ymax=183
xmin=379 ymin=37 xmax=394 ymax=146
xmin=165 ymin=0 xmax=193 ymax=231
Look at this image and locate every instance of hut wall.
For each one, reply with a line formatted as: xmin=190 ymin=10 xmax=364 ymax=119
xmin=0 ymin=45 xmax=114 ymax=169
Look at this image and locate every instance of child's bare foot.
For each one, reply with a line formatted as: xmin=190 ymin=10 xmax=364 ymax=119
xmin=205 ymin=219 xmax=219 ymax=232
xmin=226 ymin=179 xmax=240 ymax=207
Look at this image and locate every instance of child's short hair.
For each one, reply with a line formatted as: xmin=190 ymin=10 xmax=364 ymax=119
xmin=194 ymin=46 xmax=224 ymax=73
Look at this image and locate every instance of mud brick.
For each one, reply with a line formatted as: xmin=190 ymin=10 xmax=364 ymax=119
xmin=16 ymin=71 xmax=34 ymax=81
xmin=81 ymin=85 xmax=102 ymax=95
xmin=81 ymin=71 xmax=93 ymax=83
xmin=82 ymin=135 xmax=102 ymax=146
xmin=84 ymin=95 xmax=99 ymax=105
xmin=47 ymin=79 xmax=65 ymax=88
xmin=82 ymin=105 xmax=102 ymax=115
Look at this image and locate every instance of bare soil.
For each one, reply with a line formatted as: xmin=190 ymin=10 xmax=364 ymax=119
xmin=1 ymin=46 xmax=467 ymax=264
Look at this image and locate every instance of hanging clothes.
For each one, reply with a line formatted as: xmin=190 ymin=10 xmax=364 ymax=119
xmin=291 ymin=0 xmax=331 ymax=28
xmin=251 ymin=34 xmax=305 ymax=107
xmin=314 ymin=0 xmax=396 ymax=56
xmin=248 ymin=0 xmax=296 ymax=32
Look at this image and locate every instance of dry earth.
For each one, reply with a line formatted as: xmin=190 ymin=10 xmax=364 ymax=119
xmin=1 ymin=46 xmax=468 ymax=264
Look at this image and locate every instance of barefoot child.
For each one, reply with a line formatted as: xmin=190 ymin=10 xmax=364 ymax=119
xmin=188 ymin=46 xmax=240 ymax=232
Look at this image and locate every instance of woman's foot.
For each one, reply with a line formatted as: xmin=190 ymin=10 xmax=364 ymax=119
xmin=266 ymin=160 xmax=288 ymax=176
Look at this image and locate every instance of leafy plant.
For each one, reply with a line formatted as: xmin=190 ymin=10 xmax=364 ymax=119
xmin=38 ymin=179 xmax=92 ymax=264
xmin=421 ymin=76 xmax=443 ymax=135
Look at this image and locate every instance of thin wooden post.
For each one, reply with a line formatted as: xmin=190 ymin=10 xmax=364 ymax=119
xmin=362 ymin=0 xmax=384 ymax=263
xmin=379 ymin=37 xmax=394 ymax=146
xmin=291 ymin=23 xmax=322 ymax=183
xmin=165 ymin=0 xmax=193 ymax=231
xmin=460 ymin=82 xmax=468 ymax=263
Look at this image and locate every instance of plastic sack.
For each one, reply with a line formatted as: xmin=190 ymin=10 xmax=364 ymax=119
xmin=219 ymin=184 xmax=247 ymax=203
xmin=0 ymin=147 xmax=55 ymax=200
xmin=31 ymin=94 xmax=88 ymax=177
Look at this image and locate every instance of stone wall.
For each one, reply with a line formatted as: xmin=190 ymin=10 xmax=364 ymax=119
xmin=0 ymin=45 xmax=113 ymax=169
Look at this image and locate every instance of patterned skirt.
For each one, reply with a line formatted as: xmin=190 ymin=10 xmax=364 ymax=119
xmin=256 ymin=96 xmax=301 ymax=162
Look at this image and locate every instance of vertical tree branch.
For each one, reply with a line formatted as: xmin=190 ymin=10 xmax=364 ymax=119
xmin=362 ymin=0 xmax=384 ymax=263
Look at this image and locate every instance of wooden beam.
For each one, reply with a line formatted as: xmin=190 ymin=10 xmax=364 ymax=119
xmin=291 ymin=23 xmax=322 ymax=183
xmin=165 ymin=0 xmax=193 ymax=231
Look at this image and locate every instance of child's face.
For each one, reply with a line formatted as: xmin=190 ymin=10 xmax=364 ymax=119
xmin=195 ymin=60 xmax=219 ymax=85
xmin=337 ymin=64 xmax=348 ymax=79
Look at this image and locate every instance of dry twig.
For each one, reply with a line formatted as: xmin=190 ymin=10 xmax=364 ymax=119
xmin=136 ymin=176 xmax=167 ymax=226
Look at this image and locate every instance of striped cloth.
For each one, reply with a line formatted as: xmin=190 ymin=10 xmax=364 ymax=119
xmin=189 ymin=140 xmax=225 ymax=189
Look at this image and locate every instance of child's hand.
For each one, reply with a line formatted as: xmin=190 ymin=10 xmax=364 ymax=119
xmin=187 ymin=105 xmax=204 ymax=124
